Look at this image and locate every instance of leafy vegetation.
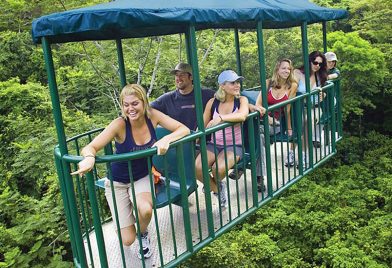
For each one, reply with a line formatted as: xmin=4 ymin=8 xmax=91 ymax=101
xmin=183 ymin=132 xmax=392 ymax=267
xmin=0 ymin=0 xmax=391 ymax=266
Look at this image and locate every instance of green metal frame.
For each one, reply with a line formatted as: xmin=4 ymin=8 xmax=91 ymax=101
xmin=43 ymin=15 xmax=342 ymax=267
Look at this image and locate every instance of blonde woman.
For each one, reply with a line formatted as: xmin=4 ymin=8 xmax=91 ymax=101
xmin=71 ymin=84 xmax=189 ymax=259
xmin=195 ymin=70 xmax=249 ymax=208
xmin=254 ymin=59 xmax=298 ymax=189
xmin=256 ymin=58 xmax=298 ymax=136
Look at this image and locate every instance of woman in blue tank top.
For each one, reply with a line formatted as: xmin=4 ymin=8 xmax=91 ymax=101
xmin=71 ymin=84 xmax=189 ymax=259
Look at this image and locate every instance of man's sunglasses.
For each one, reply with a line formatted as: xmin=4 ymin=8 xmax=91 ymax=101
xmin=312 ymin=61 xmax=323 ymax=66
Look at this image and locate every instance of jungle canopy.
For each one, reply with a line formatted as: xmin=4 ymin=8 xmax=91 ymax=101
xmin=32 ymin=0 xmax=348 ymax=44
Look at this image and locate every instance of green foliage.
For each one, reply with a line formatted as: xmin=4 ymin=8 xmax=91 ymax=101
xmin=0 ymin=178 xmax=73 ymax=268
xmin=0 ymin=0 xmax=391 ymax=266
xmin=0 ymin=31 xmax=46 ymax=84
xmin=349 ymin=0 xmax=392 ymax=44
xmin=0 ymin=79 xmax=103 ymax=266
xmin=183 ymin=133 xmax=392 ymax=267
xmin=326 ymin=31 xmax=387 ymax=134
xmin=0 ymin=0 xmax=104 ymax=32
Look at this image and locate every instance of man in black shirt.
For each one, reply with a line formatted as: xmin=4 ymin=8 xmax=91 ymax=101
xmin=151 ymin=63 xmax=215 ymax=130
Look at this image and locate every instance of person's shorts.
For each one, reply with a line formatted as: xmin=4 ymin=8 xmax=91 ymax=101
xmin=104 ymin=175 xmax=153 ymax=229
xmin=206 ymin=142 xmax=243 ymax=160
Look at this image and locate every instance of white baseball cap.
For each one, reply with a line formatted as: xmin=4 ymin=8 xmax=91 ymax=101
xmin=325 ymin=52 xmax=338 ymax=62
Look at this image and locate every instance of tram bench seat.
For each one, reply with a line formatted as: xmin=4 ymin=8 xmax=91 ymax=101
xmin=95 ymin=127 xmax=196 ymax=209
xmin=152 ymin=127 xmax=197 ymax=208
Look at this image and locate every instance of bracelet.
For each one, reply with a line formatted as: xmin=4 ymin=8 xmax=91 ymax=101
xmin=84 ymin=155 xmax=95 ymax=158
xmin=219 ymin=115 xmax=223 ymax=121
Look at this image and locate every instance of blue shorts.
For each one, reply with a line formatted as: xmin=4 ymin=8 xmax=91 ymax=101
xmin=206 ymin=142 xmax=243 ymax=160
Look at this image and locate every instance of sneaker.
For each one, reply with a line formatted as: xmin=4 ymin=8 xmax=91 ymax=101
xmin=313 ymin=141 xmax=321 ymax=148
xmin=297 ymin=155 xmax=307 ymax=170
xmin=213 ymin=181 xmax=228 ymax=208
xmin=137 ymin=232 xmax=152 ymax=259
xmin=284 ymin=150 xmax=295 ymax=167
xmin=257 ymin=176 xmax=266 ymax=192
xmin=228 ymin=169 xmax=244 ymax=180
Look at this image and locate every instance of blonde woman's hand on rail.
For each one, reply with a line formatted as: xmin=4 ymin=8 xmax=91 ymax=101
xmin=149 ymin=108 xmax=190 ymax=155
xmin=153 ymin=137 xmax=171 ymax=155
xmin=206 ymin=115 xmax=222 ymax=128
xmin=70 ymin=155 xmax=95 ymax=176
xmin=252 ymin=104 xmax=266 ymax=116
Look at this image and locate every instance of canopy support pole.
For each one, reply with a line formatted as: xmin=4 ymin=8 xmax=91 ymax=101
xmin=234 ymin=28 xmax=243 ymax=88
xmin=185 ymin=25 xmax=215 ymax=241
xmin=116 ymin=39 xmax=127 ymax=87
xmin=322 ymin=22 xmax=327 ymax=53
xmin=301 ymin=21 xmax=314 ymax=171
xmin=256 ymin=22 xmax=273 ymax=199
xmin=42 ymin=37 xmax=88 ymax=267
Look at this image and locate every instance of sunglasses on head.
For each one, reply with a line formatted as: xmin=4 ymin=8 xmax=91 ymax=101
xmin=312 ymin=61 xmax=323 ymax=66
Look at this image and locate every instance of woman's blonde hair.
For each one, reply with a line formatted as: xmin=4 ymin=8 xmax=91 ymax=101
xmin=119 ymin=84 xmax=150 ymax=119
xmin=270 ymin=59 xmax=296 ymax=89
xmin=215 ymin=83 xmax=240 ymax=102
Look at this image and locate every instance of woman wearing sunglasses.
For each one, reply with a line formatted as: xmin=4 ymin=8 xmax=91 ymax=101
xmin=285 ymin=51 xmax=328 ymax=168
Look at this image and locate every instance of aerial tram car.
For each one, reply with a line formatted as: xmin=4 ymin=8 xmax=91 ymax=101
xmin=32 ymin=0 xmax=348 ymax=267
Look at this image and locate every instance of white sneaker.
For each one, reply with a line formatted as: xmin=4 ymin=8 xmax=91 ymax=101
xmin=137 ymin=232 xmax=152 ymax=259
xmin=214 ymin=181 xmax=228 ymax=208
xmin=285 ymin=150 xmax=295 ymax=167
xmin=297 ymin=154 xmax=307 ymax=170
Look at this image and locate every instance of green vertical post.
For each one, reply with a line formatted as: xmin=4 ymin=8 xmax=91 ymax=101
xmin=85 ymin=172 xmax=108 ymax=267
xmin=116 ymin=39 xmax=127 ymax=87
xmin=234 ymin=29 xmax=243 ymax=79
xmin=256 ymin=21 xmax=273 ymax=198
xmin=185 ymin=33 xmax=192 ymax=65
xmin=177 ymin=144 xmax=194 ymax=252
xmin=322 ymin=22 xmax=327 ymax=53
xmin=329 ymin=84 xmax=337 ymax=151
xmin=42 ymin=37 xmax=87 ymax=267
xmin=247 ymin=117 xmax=258 ymax=204
xmin=54 ymin=152 xmax=79 ymax=264
xmin=301 ymin=21 xmax=314 ymax=170
xmin=335 ymin=80 xmax=343 ymax=137
xmin=185 ymin=26 xmax=215 ymax=237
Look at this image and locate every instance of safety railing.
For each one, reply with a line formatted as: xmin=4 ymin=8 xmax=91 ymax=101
xmin=54 ymin=80 xmax=341 ymax=267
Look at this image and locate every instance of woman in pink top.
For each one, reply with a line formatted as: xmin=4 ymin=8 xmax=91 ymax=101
xmin=195 ymin=70 xmax=249 ymax=208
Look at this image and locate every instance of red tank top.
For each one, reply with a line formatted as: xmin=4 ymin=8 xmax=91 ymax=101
xmin=267 ymin=88 xmax=289 ymax=119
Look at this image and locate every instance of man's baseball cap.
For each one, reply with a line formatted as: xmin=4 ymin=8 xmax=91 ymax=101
xmin=170 ymin=63 xmax=192 ymax=75
xmin=218 ymin=70 xmax=244 ymax=84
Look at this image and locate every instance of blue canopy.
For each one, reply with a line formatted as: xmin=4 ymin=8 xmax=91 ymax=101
xmin=32 ymin=0 xmax=348 ymax=44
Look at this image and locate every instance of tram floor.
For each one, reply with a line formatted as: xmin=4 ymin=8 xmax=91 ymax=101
xmin=85 ymin=138 xmax=333 ymax=267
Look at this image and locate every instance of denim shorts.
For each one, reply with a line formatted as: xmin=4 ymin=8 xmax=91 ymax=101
xmin=206 ymin=142 xmax=243 ymax=160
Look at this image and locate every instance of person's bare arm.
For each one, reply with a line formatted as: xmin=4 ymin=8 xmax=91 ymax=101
xmin=219 ymin=96 xmax=249 ymax=123
xmin=286 ymin=82 xmax=298 ymax=136
xmin=71 ymin=118 xmax=123 ymax=176
xmin=150 ymin=108 xmax=190 ymax=155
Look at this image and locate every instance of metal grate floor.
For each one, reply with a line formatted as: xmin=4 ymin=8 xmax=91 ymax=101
xmin=84 ymin=138 xmax=333 ymax=267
